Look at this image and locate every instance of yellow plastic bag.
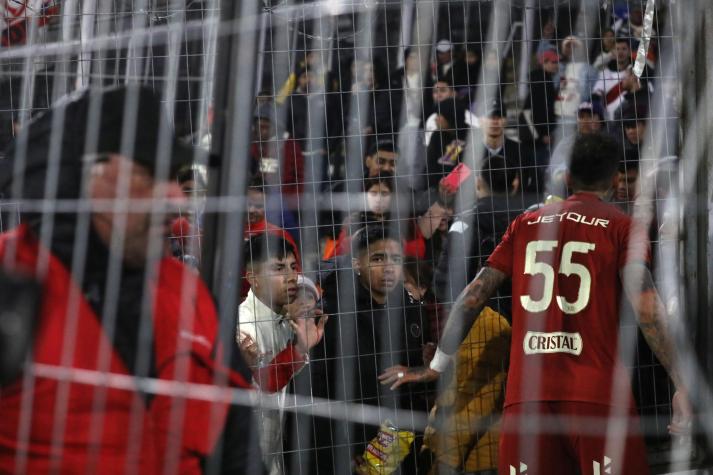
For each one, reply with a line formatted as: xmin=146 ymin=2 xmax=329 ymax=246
xmin=358 ymin=420 xmax=415 ymax=475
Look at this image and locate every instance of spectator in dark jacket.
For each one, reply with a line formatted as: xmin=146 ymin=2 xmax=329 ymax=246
xmin=425 ymin=96 xmax=470 ymax=189
xmin=285 ymin=66 xmax=327 ymax=142
xmin=524 ymin=49 xmax=559 ymax=151
xmin=424 ymin=76 xmax=475 ymax=147
xmin=521 ymin=48 xmax=560 ymax=199
xmin=434 ymin=155 xmax=522 ymax=318
xmin=389 ymin=47 xmax=433 ymax=128
xmin=450 ymin=42 xmax=482 ymax=100
xmin=290 ymin=225 xmax=433 ymax=475
xmin=329 ymin=58 xmax=398 ymax=141
xmin=475 ymin=100 xmax=538 ymax=207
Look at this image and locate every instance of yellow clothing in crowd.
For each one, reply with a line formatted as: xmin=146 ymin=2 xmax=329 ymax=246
xmin=423 ymin=306 xmax=511 ymax=474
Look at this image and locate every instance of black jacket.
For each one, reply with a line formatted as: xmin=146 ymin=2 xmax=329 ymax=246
xmin=388 ymin=67 xmax=434 ymax=128
xmin=477 ymin=138 xmax=540 ymax=207
xmin=286 ymin=270 xmax=432 ymax=474
xmin=525 ymin=67 xmax=558 ymax=143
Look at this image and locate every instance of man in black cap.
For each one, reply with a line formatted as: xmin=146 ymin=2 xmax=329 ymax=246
xmin=0 ymin=85 xmax=261 ymax=474
xmin=476 ymin=99 xmax=537 ymax=207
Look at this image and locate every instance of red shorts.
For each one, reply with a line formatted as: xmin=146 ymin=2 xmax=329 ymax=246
xmin=498 ymin=401 xmax=650 ymax=475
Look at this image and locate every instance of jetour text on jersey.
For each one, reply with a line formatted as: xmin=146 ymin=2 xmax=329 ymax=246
xmin=526 ymin=212 xmax=610 ymax=228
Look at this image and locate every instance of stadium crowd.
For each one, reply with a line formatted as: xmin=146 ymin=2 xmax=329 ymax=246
xmin=0 ymin=3 xmax=693 ymax=475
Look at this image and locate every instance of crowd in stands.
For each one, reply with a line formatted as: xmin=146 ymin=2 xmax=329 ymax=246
xmin=0 ymin=3 xmax=685 ymax=475
xmin=217 ymin=6 xmax=674 ymax=473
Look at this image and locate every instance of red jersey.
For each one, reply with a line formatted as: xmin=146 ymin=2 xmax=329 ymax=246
xmin=487 ymin=193 xmax=649 ymax=408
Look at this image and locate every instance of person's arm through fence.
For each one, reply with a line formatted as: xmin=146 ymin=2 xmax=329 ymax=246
xmin=379 ymin=266 xmax=507 ymax=389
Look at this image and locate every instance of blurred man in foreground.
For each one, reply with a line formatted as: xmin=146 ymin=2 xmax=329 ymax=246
xmin=0 ymin=86 xmax=259 ymax=474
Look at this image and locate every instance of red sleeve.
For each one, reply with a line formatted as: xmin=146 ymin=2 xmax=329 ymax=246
xmin=486 ymin=215 xmax=519 ymax=277
xmin=152 ymin=354 xmax=230 ymax=473
xmin=252 ymin=343 xmax=306 ymax=393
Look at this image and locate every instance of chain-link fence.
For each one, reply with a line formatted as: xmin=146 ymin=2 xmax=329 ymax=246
xmin=0 ymin=0 xmax=711 ymax=474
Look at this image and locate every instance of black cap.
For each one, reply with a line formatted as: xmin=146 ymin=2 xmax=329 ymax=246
xmin=83 ymin=85 xmax=195 ymax=175
xmin=0 ymin=85 xmax=196 ymax=201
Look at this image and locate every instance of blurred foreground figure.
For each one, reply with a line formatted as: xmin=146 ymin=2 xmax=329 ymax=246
xmin=384 ymin=134 xmax=692 ymax=474
xmin=0 ymin=86 xmax=260 ymax=474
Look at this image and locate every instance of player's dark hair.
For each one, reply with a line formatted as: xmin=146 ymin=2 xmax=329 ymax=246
xmin=568 ymin=133 xmax=621 ymax=191
xmin=480 ymin=155 xmax=518 ymax=195
xmin=244 ymin=234 xmax=296 ymax=270
xmin=351 ymin=224 xmax=401 ymax=257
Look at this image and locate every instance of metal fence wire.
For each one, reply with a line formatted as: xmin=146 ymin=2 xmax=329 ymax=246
xmin=0 ymin=0 xmax=711 ymax=474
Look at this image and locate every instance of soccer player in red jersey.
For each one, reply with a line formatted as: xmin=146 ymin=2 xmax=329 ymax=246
xmin=380 ymin=134 xmax=691 ymax=474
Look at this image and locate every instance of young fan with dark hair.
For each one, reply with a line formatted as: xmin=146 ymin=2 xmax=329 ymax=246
xmin=291 ymin=225 xmax=434 ymax=475
xmin=614 ymin=147 xmax=641 ymax=215
xmin=237 ymin=234 xmax=326 ymax=475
